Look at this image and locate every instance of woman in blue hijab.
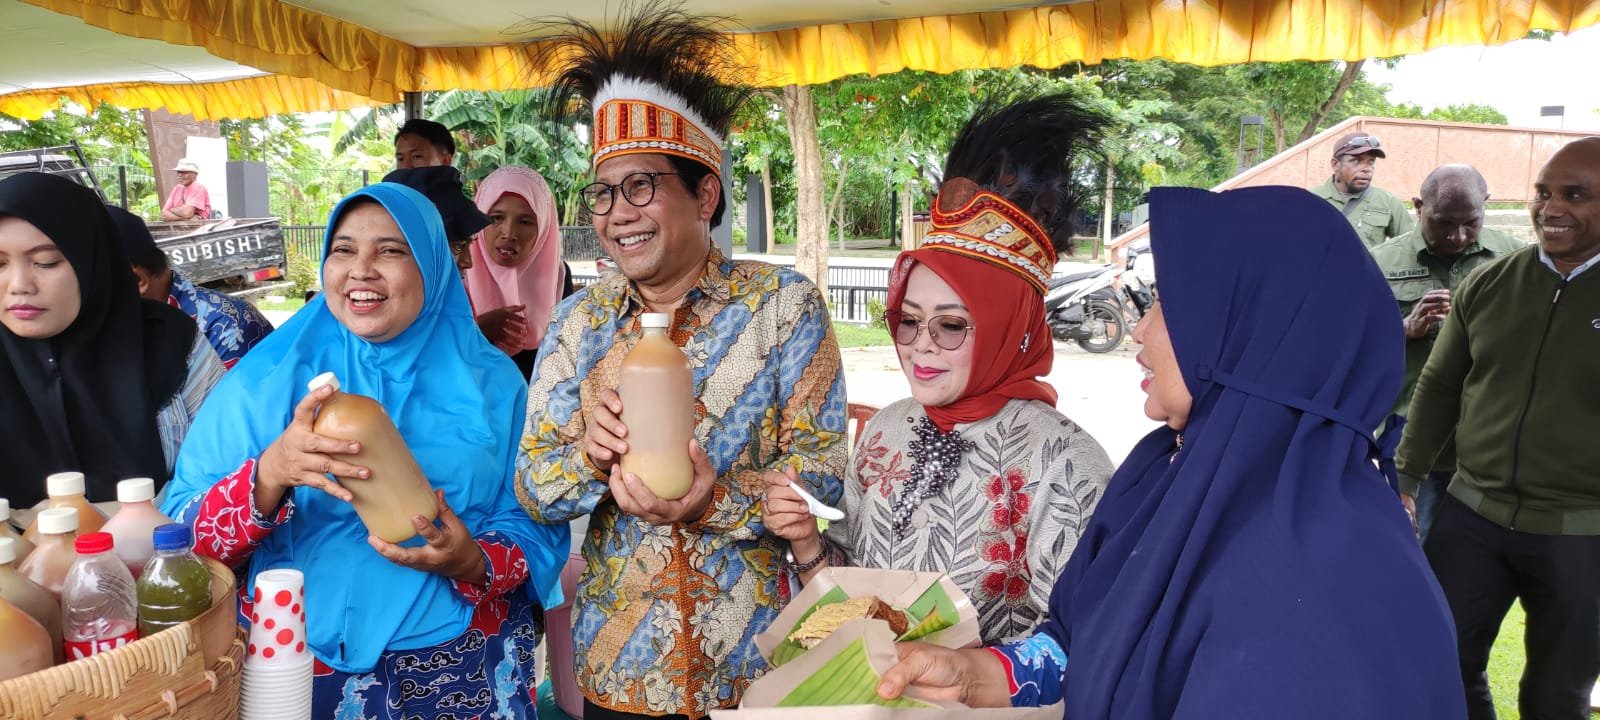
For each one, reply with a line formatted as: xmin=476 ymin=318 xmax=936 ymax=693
xmin=875 ymin=186 xmax=1464 ymax=718
xmin=163 ymin=183 xmax=568 ymax=719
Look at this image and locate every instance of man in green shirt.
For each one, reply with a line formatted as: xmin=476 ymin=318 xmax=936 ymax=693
xmin=1395 ymin=138 xmax=1600 ymax=720
xmin=1371 ymin=164 xmax=1524 ymax=539
xmin=1310 ymin=132 xmax=1415 ymax=248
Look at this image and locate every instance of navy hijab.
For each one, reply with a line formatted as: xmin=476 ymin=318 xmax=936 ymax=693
xmin=1045 ymin=187 xmax=1463 ymax=718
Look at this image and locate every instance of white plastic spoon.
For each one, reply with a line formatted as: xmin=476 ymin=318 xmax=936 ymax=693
xmin=788 ymin=481 xmax=845 ymax=521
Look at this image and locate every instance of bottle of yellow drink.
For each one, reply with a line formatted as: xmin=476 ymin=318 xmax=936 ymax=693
xmin=307 ymin=373 xmax=438 ymax=542
xmin=617 ymin=313 xmax=695 ymax=500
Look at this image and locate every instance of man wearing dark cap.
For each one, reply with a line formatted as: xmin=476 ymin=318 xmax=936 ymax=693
xmin=394 ymin=118 xmax=456 ymax=170
xmin=1311 ymin=132 xmax=1415 ymax=248
xmin=381 ymin=165 xmax=492 ymax=280
xmin=105 ymin=204 xmax=272 ymax=369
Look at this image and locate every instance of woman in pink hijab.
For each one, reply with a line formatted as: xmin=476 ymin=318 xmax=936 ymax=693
xmin=466 ymin=166 xmax=566 ymax=379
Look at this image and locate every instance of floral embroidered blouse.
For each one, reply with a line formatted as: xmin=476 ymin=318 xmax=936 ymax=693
xmin=824 ymin=397 xmax=1113 ymax=643
xmin=516 ymin=247 xmax=849 ymax=718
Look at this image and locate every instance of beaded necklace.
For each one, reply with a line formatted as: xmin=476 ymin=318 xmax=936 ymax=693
xmin=891 ymin=415 xmax=976 ymax=539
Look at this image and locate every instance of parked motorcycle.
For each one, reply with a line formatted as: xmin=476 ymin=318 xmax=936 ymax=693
xmin=1120 ymin=244 xmax=1156 ymax=321
xmin=1044 ymin=263 xmax=1127 ymax=353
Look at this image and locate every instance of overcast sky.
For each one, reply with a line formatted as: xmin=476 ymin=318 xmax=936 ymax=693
xmin=1364 ymin=25 xmax=1600 ymax=131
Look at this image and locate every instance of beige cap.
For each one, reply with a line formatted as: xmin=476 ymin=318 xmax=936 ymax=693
xmin=118 ymin=478 xmax=156 ymax=504
xmin=173 ymin=159 xmax=200 ymax=173
xmin=308 ymin=372 xmax=341 ymax=394
xmin=37 ymin=507 xmax=79 ymax=535
xmin=47 ymin=472 xmax=85 ymax=498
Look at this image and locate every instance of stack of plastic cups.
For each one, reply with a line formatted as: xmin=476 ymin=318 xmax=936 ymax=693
xmin=238 ymin=569 xmax=312 ymax=719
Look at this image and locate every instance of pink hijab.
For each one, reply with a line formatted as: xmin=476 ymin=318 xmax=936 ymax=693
xmin=464 ymin=166 xmax=564 ymax=351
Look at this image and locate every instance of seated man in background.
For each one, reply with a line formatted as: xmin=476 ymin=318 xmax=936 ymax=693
xmin=107 ymin=204 xmax=272 ymax=368
xmin=159 ymin=159 xmax=212 ymax=221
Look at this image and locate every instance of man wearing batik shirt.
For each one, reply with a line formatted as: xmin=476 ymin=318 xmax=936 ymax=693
xmin=107 ymin=205 xmax=272 ymax=368
xmin=516 ymin=7 xmax=848 ymax=719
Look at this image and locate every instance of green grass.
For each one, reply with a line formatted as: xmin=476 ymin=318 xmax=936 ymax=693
xmin=254 ymin=297 xmax=306 ymax=313
xmin=832 ymin=322 xmax=891 ymax=348
xmin=1486 ymin=601 xmax=1600 ymax=719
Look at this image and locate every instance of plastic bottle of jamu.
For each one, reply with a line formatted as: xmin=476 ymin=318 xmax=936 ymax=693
xmin=0 ymin=499 xmax=35 ymax=563
xmin=24 ymin=472 xmax=108 ymax=542
xmin=136 ymin=524 xmax=212 ymax=636
xmin=306 ymin=372 xmax=438 ymax=542
xmin=100 ymin=478 xmax=172 ymax=578
xmin=616 ymin=313 xmax=695 ymax=500
xmin=0 ymin=592 xmax=52 ymax=680
xmin=60 ymin=532 xmax=139 ymax=660
xmin=0 ymin=537 xmax=63 ymax=663
xmin=18 ymin=507 xmax=79 ymax=600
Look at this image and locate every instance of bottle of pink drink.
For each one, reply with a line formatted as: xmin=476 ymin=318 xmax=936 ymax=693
xmin=100 ymin=478 xmax=172 ymax=578
xmin=616 ymin=313 xmax=695 ymax=500
xmin=60 ymin=532 xmax=139 ymax=661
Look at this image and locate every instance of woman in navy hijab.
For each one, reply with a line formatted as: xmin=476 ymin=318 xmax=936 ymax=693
xmin=876 ymin=186 xmax=1464 ymax=718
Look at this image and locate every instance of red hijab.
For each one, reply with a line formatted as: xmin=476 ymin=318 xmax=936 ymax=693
xmin=886 ymin=247 xmax=1057 ymax=432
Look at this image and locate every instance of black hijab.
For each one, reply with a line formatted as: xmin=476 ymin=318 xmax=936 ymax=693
xmin=0 ymin=173 xmax=196 ymax=503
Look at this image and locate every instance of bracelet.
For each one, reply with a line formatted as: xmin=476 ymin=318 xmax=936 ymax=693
xmin=787 ymin=544 xmax=829 ymax=573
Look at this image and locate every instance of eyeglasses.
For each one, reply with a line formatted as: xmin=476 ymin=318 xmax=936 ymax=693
xmin=889 ymin=312 xmax=973 ymax=351
xmin=1336 ymin=136 xmax=1381 ymax=154
xmin=579 ymin=172 xmax=680 ymax=216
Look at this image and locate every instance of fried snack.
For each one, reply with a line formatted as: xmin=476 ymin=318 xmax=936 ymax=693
xmin=787 ymin=596 xmax=912 ymax=649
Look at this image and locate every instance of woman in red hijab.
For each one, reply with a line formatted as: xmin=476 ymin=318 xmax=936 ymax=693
xmin=763 ymin=94 xmax=1116 ymax=644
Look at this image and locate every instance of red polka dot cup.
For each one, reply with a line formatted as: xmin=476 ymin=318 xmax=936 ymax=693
xmin=245 ymin=569 xmax=310 ymax=669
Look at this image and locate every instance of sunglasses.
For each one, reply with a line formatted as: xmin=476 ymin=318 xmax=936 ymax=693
xmin=890 ymin=312 xmax=973 ymax=351
xmin=1336 ymin=136 xmax=1381 ymax=154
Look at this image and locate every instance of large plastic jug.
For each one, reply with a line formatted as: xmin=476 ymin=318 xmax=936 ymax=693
xmin=0 ymin=594 xmax=52 ymax=681
xmin=616 ymin=313 xmax=695 ymax=500
xmin=0 ymin=499 xmax=35 ymax=563
xmin=23 ymin=472 xmax=107 ymax=542
xmin=17 ymin=507 xmax=79 ymax=600
xmin=0 ymin=537 xmax=63 ymax=663
xmin=101 ymin=478 xmax=173 ymax=578
xmin=307 ymin=372 xmax=438 ymax=542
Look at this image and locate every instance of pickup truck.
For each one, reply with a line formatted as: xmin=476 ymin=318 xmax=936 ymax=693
xmin=148 ymin=218 xmax=287 ymax=289
xmin=0 ymin=143 xmax=287 ymax=292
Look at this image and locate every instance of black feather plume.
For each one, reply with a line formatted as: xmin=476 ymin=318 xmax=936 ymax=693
xmin=943 ymin=92 xmax=1110 ymax=255
xmin=532 ymin=0 xmax=752 ymax=140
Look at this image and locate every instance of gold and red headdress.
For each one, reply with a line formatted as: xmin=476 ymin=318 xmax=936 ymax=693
xmin=537 ymin=1 xmax=749 ymax=177
xmin=921 ymin=187 xmax=1057 ymax=294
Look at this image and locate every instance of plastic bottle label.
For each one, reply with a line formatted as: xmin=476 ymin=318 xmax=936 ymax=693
xmin=65 ymin=628 xmax=138 ymax=660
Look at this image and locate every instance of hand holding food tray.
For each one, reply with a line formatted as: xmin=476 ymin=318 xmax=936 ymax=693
xmin=720 ymin=568 xmax=1063 ymax=717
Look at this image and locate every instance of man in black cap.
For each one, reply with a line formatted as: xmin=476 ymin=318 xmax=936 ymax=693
xmin=105 ymin=204 xmax=273 ymax=369
xmin=381 ymin=165 xmax=492 ymax=280
xmin=1310 ymin=132 xmax=1415 ymax=248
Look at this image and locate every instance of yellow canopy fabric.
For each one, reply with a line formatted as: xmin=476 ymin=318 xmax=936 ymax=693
xmin=4 ymin=0 xmax=1599 ymax=120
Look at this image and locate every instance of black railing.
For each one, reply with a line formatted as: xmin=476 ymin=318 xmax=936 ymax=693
xmin=283 ymin=225 xmax=325 ymax=261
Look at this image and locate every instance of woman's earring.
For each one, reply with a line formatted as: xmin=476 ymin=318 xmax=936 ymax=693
xmin=1019 ymin=332 xmax=1031 ymax=353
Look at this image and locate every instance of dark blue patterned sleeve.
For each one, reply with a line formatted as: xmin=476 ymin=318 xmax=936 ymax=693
xmin=988 ymin=631 xmax=1067 ymax=707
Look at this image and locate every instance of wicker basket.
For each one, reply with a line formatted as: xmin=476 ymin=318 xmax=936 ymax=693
xmin=0 ymin=558 xmax=245 ymax=720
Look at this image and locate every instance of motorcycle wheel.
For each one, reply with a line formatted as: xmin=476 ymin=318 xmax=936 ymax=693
xmin=1076 ymin=300 xmax=1127 ymax=353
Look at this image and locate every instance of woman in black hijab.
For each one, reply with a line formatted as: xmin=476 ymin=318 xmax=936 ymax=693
xmin=0 ymin=172 xmax=226 ymax=504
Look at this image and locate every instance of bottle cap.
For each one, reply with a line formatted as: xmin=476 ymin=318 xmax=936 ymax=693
xmin=307 ymin=372 xmax=341 ymax=394
xmin=152 ymin=524 xmax=193 ymax=552
xmin=117 ymin=478 xmax=156 ymax=503
xmin=37 ymin=507 xmax=79 ymax=535
xmin=0 ymin=537 xmax=15 ymax=564
xmin=46 ymin=472 xmax=85 ymax=498
xmin=74 ymin=532 xmax=113 ymax=554
xmin=0 ymin=498 xmax=10 ymax=522
xmin=640 ymin=313 xmax=670 ymax=329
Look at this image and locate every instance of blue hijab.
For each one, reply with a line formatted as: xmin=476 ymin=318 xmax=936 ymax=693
xmin=1045 ymin=187 xmax=1463 ymax=718
xmin=164 ymin=183 xmax=568 ymax=673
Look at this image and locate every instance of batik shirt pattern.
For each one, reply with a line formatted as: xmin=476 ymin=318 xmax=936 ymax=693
xmin=517 ymin=247 xmax=849 ymax=718
xmin=167 ymin=272 xmax=273 ymax=369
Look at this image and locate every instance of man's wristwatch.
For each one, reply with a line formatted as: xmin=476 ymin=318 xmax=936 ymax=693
xmin=786 ymin=544 xmax=828 ymax=573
